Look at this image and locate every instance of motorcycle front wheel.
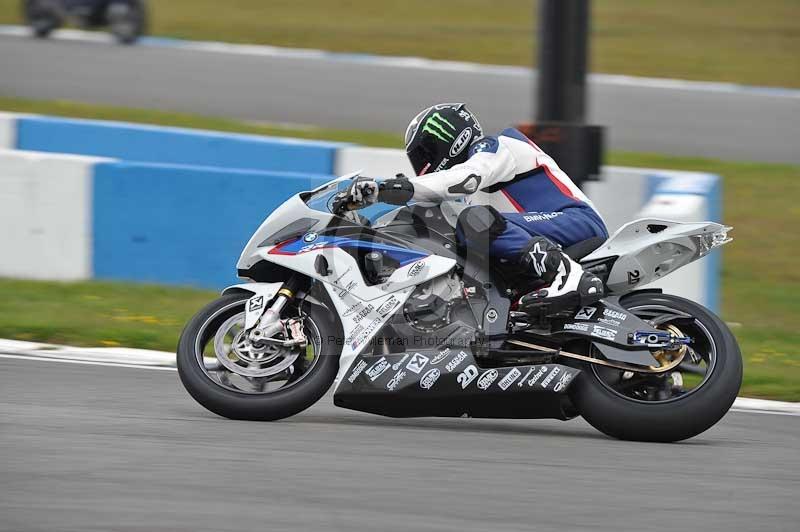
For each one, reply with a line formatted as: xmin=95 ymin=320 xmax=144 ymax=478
xmin=177 ymin=293 xmax=340 ymax=421
xmin=569 ymin=292 xmax=742 ymax=442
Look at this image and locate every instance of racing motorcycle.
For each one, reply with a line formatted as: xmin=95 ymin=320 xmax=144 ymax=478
xmin=177 ymin=173 xmax=742 ymax=442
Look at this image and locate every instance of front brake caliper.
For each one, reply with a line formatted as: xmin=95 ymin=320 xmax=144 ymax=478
xmin=286 ymin=318 xmax=308 ymax=348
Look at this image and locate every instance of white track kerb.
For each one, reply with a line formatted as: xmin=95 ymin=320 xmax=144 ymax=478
xmin=1 ymin=339 xmax=796 ymax=416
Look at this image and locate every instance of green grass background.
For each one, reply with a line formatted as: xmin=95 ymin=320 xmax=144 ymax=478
xmin=0 ymin=96 xmax=797 ymax=400
xmin=0 ymin=0 xmax=798 ymax=87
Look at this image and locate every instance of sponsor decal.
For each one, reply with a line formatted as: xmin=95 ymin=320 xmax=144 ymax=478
xmin=591 ymin=325 xmax=617 ymax=340
xmin=457 ymin=110 xmax=472 ymax=121
xmin=431 ymin=348 xmax=451 ymax=365
xmin=376 ymin=295 xmax=399 ymax=317
xmin=527 ymin=365 xmax=548 ymax=386
xmin=523 ymin=212 xmax=563 ymax=223
xmin=541 ymin=367 xmax=561 ymax=389
xmin=302 ymin=232 xmax=318 ymax=243
xmin=449 ymin=127 xmax=473 ymax=158
xmin=341 ymin=301 xmax=364 ymax=318
xmin=420 ymin=368 xmax=441 ymax=390
xmin=422 ymin=112 xmax=457 ymax=143
xmin=366 ymin=357 xmax=390 ymax=381
xmin=472 ymin=140 xmax=491 ymax=153
xmin=434 ymin=157 xmax=450 ymax=172
xmin=336 ymin=280 xmax=358 ymax=298
xmin=518 ymin=367 xmax=535 ymax=387
xmin=299 ymin=242 xmax=328 ymax=254
xmin=392 ymin=354 xmax=410 ymax=371
xmin=457 ymin=365 xmax=479 ymax=389
xmin=332 ymin=266 xmax=353 ymax=286
xmin=248 ymin=295 xmax=264 ymax=312
xmin=627 ymin=270 xmax=641 ymax=285
xmin=350 ymin=316 xmax=386 ymax=350
xmin=347 ymin=360 xmax=368 ymax=383
xmin=563 ymin=322 xmax=589 ymax=332
xmin=553 ymin=371 xmax=574 ymax=392
xmin=351 ymin=305 xmax=374 ymax=324
xmin=344 ymin=324 xmax=365 ymax=345
xmin=445 ymin=351 xmax=468 ymax=372
xmin=477 ymin=369 xmax=499 ymax=390
xmin=407 ymin=261 xmax=425 ymax=277
xmin=387 ymin=369 xmax=407 ymax=391
xmin=598 ymin=318 xmax=621 ymax=327
xmin=575 ymin=307 xmax=597 ymax=320
xmin=603 ymin=309 xmax=627 ymax=321
xmin=498 ymin=367 xmax=522 ymax=390
xmin=406 ymin=352 xmax=430 ymax=374
xmin=485 ymin=309 xmax=498 ymax=323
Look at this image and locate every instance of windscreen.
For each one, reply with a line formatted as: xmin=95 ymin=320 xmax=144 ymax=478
xmin=302 ymin=176 xmax=404 ymax=224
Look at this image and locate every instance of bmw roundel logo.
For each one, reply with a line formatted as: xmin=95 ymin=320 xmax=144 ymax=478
xmin=303 ymin=232 xmax=318 ymax=243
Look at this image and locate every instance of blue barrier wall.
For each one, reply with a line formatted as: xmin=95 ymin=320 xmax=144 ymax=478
xmin=93 ymin=161 xmax=331 ymax=288
xmin=17 ymin=117 xmax=344 ymax=174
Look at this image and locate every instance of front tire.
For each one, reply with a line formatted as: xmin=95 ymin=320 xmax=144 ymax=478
xmin=177 ymin=293 xmax=340 ymax=421
xmin=570 ymin=292 xmax=742 ymax=442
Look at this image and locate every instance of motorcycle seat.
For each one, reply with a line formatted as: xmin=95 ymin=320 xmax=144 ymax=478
xmin=563 ymin=236 xmax=606 ymax=261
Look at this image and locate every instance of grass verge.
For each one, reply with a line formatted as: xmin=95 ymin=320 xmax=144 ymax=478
xmin=0 ymin=280 xmax=214 ymax=352
xmin=0 ymin=97 xmax=797 ymax=400
xmin=1 ymin=0 xmax=798 ymax=87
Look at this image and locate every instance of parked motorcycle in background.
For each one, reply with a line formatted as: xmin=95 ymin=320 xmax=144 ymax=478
xmin=22 ymin=0 xmax=147 ymax=44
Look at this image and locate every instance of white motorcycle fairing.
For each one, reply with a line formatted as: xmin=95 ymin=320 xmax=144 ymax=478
xmin=221 ymin=282 xmax=284 ymax=330
xmin=226 ymin=180 xmax=458 ymax=389
xmin=582 ymin=218 xmax=731 ymax=294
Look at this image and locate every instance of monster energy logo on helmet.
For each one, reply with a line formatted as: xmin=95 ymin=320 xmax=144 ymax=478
xmin=422 ymin=112 xmax=457 ymax=143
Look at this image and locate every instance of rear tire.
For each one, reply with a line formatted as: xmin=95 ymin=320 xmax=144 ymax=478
xmin=177 ymin=293 xmax=340 ymax=421
xmin=570 ymin=293 xmax=742 ymax=442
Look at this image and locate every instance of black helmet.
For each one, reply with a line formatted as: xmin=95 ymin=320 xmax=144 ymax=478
xmin=404 ymin=103 xmax=482 ymax=175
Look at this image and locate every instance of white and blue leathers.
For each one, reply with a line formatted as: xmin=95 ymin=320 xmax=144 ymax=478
xmin=409 ymin=128 xmax=608 ymax=260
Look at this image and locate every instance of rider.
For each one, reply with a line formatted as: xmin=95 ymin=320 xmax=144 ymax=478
xmin=351 ymin=103 xmax=608 ymax=315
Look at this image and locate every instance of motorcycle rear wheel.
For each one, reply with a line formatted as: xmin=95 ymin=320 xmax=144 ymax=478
xmin=177 ymin=293 xmax=340 ymax=421
xmin=570 ymin=292 xmax=742 ymax=442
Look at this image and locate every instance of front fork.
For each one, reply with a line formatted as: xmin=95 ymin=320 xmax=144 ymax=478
xmin=248 ymin=276 xmax=307 ymax=347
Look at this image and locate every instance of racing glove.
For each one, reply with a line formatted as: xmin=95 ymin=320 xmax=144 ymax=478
xmin=378 ymin=175 xmax=415 ymax=205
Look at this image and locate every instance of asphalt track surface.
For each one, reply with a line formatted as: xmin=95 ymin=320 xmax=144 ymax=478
xmin=2 ymin=357 xmax=798 ymax=532
xmin=2 ymin=34 xmax=799 ymax=164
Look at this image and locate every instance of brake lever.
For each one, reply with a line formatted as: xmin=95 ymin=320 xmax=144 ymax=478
xmin=331 ymin=192 xmax=350 ymax=216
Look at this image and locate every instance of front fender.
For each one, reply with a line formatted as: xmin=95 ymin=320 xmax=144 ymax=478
xmin=221 ymin=282 xmax=283 ymax=329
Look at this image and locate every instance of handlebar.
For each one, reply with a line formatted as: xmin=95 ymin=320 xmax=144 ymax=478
xmin=330 ymin=177 xmax=377 ymax=216
xmin=329 ymin=174 xmax=411 ymax=217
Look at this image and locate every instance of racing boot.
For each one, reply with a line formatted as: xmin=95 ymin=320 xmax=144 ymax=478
xmin=516 ymin=237 xmax=605 ymax=316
